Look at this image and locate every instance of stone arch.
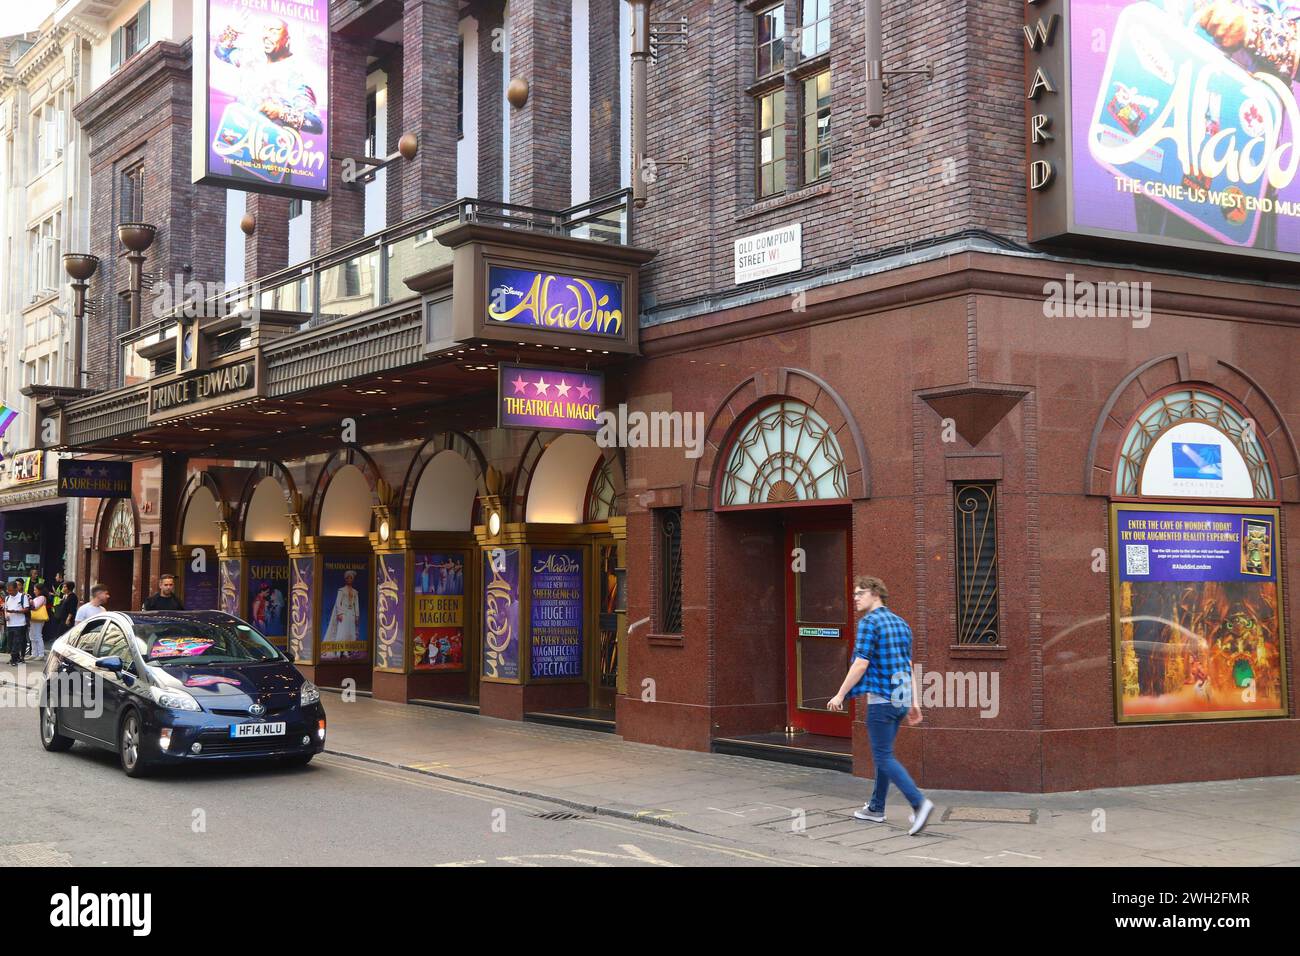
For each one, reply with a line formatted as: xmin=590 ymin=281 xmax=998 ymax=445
xmin=1084 ymin=353 xmax=1300 ymax=501
xmin=512 ymin=432 xmax=625 ymax=523
xmin=308 ymin=446 xmax=385 ymax=536
xmin=234 ymin=461 xmax=301 ymax=543
xmin=95 ymin=496 xmax=138 ymax=551
xmin=175 ymin=471 xmax=225 ymax=546
xmin=689 ymin=367 xmax=870 ymax=510
xmin=399 ymin=431 xmax=489 ymax=531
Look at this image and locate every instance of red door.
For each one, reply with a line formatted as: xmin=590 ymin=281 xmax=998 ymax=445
xmin=784 ymin=523 xmax=853 ymax=737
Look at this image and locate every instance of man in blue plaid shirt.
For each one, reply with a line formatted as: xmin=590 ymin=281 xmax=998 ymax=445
xmin=828 ymin=576 xmax=934 ymax=835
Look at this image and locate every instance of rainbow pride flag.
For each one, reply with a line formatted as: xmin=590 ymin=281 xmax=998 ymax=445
xmin=0 ymin=404 xmax=16 ymax=439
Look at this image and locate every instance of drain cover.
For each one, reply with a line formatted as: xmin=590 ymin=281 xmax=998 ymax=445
xmin=942 ymin=807 xmax=1037 ymax=824
xmin=533 ymin=811 xmax=588 ymax=821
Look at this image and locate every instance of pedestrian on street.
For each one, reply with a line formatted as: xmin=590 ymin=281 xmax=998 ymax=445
xmin=27 ymin=583 xmax=49 ymax=661
xmin=142 ymin=573 xmax=185 ymax=612
xmin=51 ymin=582 xmax=79 ymax=639
xmin=75 ymin=584 xmax=110 ymax=624
xmin=5 ymin=580 xmax=31 ymax=665
xmin=827 ymin=575 xmax=935 ymax=836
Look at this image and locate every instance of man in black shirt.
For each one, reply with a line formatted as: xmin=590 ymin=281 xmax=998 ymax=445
xmin=142 ymin=574 xmax=185 ymax=612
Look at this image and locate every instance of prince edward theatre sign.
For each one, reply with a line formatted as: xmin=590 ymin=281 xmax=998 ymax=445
xmin=148 ymin=358 xmax=260 ymax=423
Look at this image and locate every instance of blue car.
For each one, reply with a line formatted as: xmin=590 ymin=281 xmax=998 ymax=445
xmin=40 ymin=611 xmax=326 ymax=777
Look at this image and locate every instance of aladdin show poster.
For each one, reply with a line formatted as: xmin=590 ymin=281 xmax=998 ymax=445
xmin=203 ymin=0 xmax=330 ymax=195
xmin=319 ymin=556 xmax=369 ymax=661
xmin=1073 ymin=0 xmax=1300 ymax=255
xmin=1112 ymin=504 xmax=1286 ymax=721
xmin=413 ymin=552 xmax=466 ymax=671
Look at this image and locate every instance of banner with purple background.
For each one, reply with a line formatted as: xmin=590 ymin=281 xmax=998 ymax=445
xmin=530 ymin=548 xmax=585 ymax=679
xmin=219 ymin=558 xmax=241 ymax=618
xmin=487 ymin=266 xmax=625 ymax=338
xmin=185 ymin=560 xmax=219 ymax=612
xmin=498 ymin=363 xmax=604 ymax=433
xmin=376 ymin=553 xmax=406 ymax=671
xmin=482 ymin=548 xmax=520 ymax=681
xmin=1116 ymin=508 xmax=1278 ymax=581
xmin=290 ymin=557 xmax=314 ymax=662
xmin=1072 ymin=0 xmax=1300 ymax=255
xmin=199 ymin=0 xmax=329 ymax=197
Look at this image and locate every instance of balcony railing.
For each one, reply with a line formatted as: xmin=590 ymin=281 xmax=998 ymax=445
xmin=119 ymin=190 xmax=634 ymax=375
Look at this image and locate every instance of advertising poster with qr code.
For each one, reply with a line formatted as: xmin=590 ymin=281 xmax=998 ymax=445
xmin=1111 ymin=503 xmax=1286 ymax=722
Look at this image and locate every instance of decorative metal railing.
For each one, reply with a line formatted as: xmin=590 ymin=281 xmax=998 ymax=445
xmin=118 ymin=190 xmax=634 ymax=376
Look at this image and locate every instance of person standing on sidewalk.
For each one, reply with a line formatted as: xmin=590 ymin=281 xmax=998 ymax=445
xmin=5 ymin=580 xmax=31 ymax=665
xmin=75 ymin=585 xmax=110 ymax=623
xmin=142 ymin=573 xmax=184 ymax=612
xmin=27 ymin=583 xmax=49 ymax=661
xmin=50 ymin=581 xmax=79 ymax=641
xmin=827 ymin=575 xmax=935 ymax=836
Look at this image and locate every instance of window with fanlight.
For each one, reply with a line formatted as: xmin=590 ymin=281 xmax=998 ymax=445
xmin=107 ymin=499 xmax=136 ymax=549
xmin=720 ymin=400 xmax=848 ymax=506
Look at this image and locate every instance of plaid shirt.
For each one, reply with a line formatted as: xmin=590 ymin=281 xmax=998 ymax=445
xmin=848 ymin=606 xmax=914 ymax=706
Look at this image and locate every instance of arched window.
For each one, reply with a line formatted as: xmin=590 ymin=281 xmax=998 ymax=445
xmin=106 ymin=499 xmax=135 ymax=549
xmin=720 ymin=400 xmax=848 ymax=506
xmin=1116 ymin=389 xmax=1275 ymax=500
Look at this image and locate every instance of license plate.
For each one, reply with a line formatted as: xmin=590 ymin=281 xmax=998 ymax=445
xmin=229 ymin=722 xmax=286 ymax=739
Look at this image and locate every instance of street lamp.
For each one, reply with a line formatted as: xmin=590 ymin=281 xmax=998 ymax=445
xmin=62 ymin=252 xmax=99 ymax=389
xmin=117 ymin=222 xmax=157 ymax=330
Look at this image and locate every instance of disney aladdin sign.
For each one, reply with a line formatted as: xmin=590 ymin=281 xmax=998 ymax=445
xmin=487 ymin=266 xmax=625 ymax=339
xmin=1028 ymin=0 xmax=1300 ymax=262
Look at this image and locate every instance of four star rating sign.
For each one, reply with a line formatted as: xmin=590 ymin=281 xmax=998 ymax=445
xmin=500 ymin=364 xmax=604 ymax=433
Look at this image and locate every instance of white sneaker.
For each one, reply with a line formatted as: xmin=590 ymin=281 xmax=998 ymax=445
xmin=853 ymin=804 xmax=886 ymax=823
xmin=908 ymin=798 xmax=935 ymax=835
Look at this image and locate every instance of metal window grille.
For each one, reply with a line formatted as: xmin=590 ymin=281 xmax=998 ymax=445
xmin=953 ymin=482 xmax=1000 ymax=645
xmin=658 ymin=508 xmax=682 ymax=633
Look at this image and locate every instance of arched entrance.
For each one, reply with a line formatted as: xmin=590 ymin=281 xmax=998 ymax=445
xmin=95 ymin=498 xmax=138 ymax=612
xmin=175 ymin=476 xmax=222 ymax=610
xmin=226 ymin=468 xmax=297 ymax=647
xmin=475 ymin=433 xmax=626 ymax=725
xmin=1107 ymin=385 xmax=1289 ymax=723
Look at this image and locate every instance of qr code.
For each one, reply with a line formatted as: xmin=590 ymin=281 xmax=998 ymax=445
xmin=1125 ymin=544 xmax=1150 ymax=576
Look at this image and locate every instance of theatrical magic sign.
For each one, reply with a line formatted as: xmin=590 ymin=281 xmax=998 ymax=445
xmin=192 ymin=0 xmax=330 ymax=199
xmin=498 ymin=362 xmax=604 ymax=433
xmin=1027 ymin=0 xmax=1300 ymax=262
xmin=1110 ymin=503 xmax=1287 ymax=722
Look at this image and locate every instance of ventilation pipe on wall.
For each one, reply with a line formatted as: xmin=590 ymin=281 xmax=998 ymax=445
xmin=864 ymin=0 xmax=932 ymax=129
xmin=629 ymin=0 xmax=651 ymax=208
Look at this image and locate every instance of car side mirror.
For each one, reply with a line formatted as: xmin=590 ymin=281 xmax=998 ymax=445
xmin=95 ymin=655 xmax=124 ymax=673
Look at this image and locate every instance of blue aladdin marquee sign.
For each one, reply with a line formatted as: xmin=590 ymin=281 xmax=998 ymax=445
xmin=486 ymin=266 xmax=624 ymax=339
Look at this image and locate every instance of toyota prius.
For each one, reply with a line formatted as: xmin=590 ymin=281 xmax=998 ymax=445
xmin=40 ymin=611 xmax=326 ymax=777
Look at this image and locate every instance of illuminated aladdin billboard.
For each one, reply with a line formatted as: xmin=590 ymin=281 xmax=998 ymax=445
xmin=192 ymin=0 xmax=330 ymax=200
xmin=1027 ymin=0 xmax=1300 ymax=262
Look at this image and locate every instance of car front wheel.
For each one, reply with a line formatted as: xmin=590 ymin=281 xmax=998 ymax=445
xmin=119 ymin=710 xmax=152 ymax=778
xmin=40 ymin=704 xmax=74 ymax=752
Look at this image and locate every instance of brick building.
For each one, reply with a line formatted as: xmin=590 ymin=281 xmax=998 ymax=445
xmin=33 ymin=0 xmax=1300 ymax=790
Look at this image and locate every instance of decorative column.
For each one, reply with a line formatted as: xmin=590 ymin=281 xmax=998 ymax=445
xmin=400 ymin=0 xmax=460 ymax=218
xmin=507 ymin=0 xmax=572 ymax=210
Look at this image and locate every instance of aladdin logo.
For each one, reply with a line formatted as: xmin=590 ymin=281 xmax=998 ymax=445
xmin=488 ymin=271 xmax=623 ymax=337
xmin=534 ymin=554 xmax=580 ymax=574
xmin=1092 ymin=62 xmax=1300 ymax=192
xmin=213 ymin=106 xmax=326 ymax=176
xmin=50 ymin=887 xmax=151 ymax=936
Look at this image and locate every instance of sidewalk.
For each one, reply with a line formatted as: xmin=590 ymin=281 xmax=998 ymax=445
xmin=322 ymin=691 xmax=1300 ymax=867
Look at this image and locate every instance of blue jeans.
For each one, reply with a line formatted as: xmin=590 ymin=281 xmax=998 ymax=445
xmin=866 ymin=702 xmax=924 ymax=812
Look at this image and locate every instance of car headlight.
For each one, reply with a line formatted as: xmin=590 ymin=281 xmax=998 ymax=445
xmin=300 ymin=680 xmax=320 ymax=705
xmin=149 ymin=686 xmax=201 ymax=712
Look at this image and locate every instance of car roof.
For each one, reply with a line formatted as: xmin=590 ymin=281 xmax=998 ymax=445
xmin=117 ymin=610 xmax=244 ymax=625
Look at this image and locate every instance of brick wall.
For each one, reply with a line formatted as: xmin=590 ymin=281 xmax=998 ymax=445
xmin=508 ymin=0 xmax=572 ymax=209
xmin=72 ymin=40 xmax=225 ymax=389
xmin=476 ymin=0 xmax=506 ymax=202
xmin=633 ymin=0 xmax=1027 ymax=316
xmin=311 ymin=34 xmax=368 ymax=252
xmin=588 ymin=0 xmax=621 ymax=196
xmin=244 ymin=194 xmax=291 ymax=278
xmin=399 ymin=0 xmax=460 ymax=218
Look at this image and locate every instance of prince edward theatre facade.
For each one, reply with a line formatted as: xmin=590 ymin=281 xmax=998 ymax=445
xmin=28 ymin=0 xmax=1300 ymax=791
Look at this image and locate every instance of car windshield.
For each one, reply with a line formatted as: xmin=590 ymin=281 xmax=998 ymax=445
xmin=132 ymin=618 xmax=282 ymax=664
